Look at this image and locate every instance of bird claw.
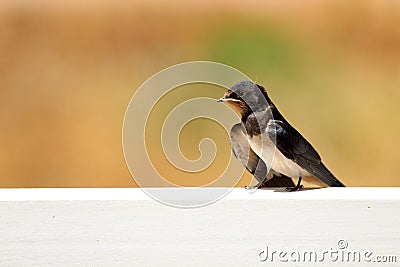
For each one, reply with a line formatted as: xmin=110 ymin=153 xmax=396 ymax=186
xmin=245 ymin=185 xmax=262 ymax=194
xmin=245 ymin=185 xmax=259 ymax=190
xmin=285 ymin=185 xmax=303 ymax=192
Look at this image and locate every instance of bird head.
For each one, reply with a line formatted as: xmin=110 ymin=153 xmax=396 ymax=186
xmin=217 ymin=81 xmax=272 ymax=117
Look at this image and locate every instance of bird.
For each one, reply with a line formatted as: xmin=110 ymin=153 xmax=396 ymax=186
xmin=217 ymin=81 xmax=345 ymax=191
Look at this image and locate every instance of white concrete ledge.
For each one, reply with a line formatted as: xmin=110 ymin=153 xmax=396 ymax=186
xmin=1 ymin=188 xmax=399 ymax=266
xmin=1 ymin=187 xmax=400 ymax=200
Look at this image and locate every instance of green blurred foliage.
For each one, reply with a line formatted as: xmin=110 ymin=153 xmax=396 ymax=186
xmin=209 ymin=22 xmax=300 ymax=80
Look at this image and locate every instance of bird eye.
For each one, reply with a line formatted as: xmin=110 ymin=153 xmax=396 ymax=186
xmin=229 ymin=91 xmax=239 ymax=100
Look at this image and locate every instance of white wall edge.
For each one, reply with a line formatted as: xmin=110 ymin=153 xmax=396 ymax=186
xmin=0 ymin=187 xmax=400 ymax=201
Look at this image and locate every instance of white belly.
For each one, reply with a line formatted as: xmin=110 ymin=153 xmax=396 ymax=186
xmin=248 ymin=134 xmax=310 ymax=179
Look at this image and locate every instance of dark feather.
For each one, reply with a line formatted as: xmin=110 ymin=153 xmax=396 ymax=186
xmin=266 ymin=120 xmax=345 ymax=187
xmin=230 ymin=123 xmax=295 ymax=187
xmin=263 ymin=174 xmax=295 ymax=188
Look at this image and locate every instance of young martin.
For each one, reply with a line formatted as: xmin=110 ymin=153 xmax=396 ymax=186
xmin=217 ymin=81 xmax=345 ymax=191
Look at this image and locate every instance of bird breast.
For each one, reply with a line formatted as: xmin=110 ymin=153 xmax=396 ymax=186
xmin=248 ymin=134 xmax=310 ymax=179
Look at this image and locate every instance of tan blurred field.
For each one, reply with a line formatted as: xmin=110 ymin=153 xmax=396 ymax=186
xmin=0 ymin=0 xmax=399 ymax=187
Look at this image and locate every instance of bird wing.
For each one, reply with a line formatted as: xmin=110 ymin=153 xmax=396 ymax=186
xmin=230 ymin=123 xmax=295 ymax=187
xmin=266 ymin=120 xmax=345 ymax=187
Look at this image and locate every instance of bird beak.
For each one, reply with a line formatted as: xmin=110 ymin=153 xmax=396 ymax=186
xmin=217 ymin=97 xmax=240 ymax=103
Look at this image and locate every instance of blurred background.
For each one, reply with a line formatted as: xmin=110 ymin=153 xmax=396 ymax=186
xmin=1 ymin=0 xmax=399 ymax=187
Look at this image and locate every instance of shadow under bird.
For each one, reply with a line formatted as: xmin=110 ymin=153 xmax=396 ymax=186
xmin=217 ymin=81 xmax=345 ymax=191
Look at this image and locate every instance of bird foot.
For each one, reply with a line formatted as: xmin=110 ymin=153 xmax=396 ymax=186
xmin=285 ymin=184 xmax=303 ymax=192
xmin=245 ymin=185 xmax=259 ymax=190
xmin=245 ymin=180 xmax=268 ymax=191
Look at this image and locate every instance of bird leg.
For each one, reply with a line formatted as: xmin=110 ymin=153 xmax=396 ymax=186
xmin=245 ymin=175 xmax=272 ymax=191
xmin=285 ymin=177 xmax=303 ymax=192
xmin=245 ymin=180 xmax=264 ymax=190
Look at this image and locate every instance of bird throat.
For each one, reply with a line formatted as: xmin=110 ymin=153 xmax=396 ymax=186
xmin=225 ymin=100 xmax=248 ymax=116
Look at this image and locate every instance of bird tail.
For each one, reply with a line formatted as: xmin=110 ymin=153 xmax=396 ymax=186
xmin=308 ymin=161 xmax=346 ymax=187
